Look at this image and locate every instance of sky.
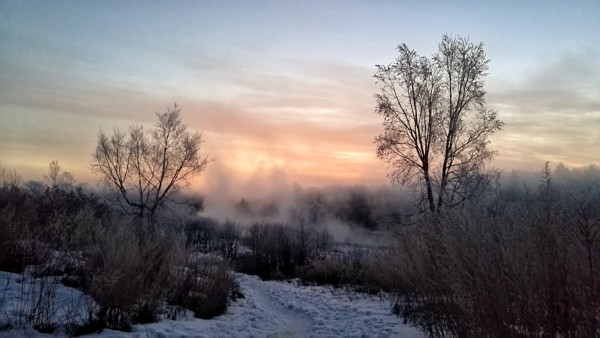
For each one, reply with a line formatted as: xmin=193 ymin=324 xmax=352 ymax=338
xmin=1 ymin=0 xmax=599 ymax=192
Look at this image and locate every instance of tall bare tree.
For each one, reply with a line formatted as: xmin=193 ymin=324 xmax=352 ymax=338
xmin=374 ymin=35 xmax=503 ymax=212
xmin=91 ymin=104 xmax=209 ymax=218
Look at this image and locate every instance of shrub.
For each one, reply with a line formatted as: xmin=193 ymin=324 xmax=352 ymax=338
xmin=83 ymin=218 xmax=188 ymax=330
xmin=167 ymin=255 xmax=238 ymax=319
xmin=386 ymin=165 xmax=600 ymax=337
xmin=0 ymin=172 xmax=239 ymax=334
xmin=184 ymin=217 xmax=219 ymax=253
xmin=0 ymin=186 xmax=37 ymax=273
xmin=298 ymin=248 xmax=391 ymax=296
xmin=218 ymin=221 xmax=241 ymax=261
xmin=238 ymin=222 xmax=332 ymax=279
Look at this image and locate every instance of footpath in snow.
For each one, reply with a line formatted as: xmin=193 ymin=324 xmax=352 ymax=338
xmin=1 ymin=272 xmax=425 ymax=337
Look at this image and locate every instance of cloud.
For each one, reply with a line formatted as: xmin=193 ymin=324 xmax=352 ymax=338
xmin=187 ymin=99 xmax=385 ymax=186
xmin=1 ymin=42 xmax=388 ymax=185
xmin=175 ymin=56 xmax=388 ymax=187
xmin=488 ymin=49 xmax=600 ymax=168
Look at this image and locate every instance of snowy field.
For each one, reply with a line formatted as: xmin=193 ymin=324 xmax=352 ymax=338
xmin=1 ymin=271 xmax=425 ymax=337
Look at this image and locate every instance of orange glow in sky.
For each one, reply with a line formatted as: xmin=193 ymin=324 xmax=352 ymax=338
xmin=1 ymin=1 xmax=599 ymax=190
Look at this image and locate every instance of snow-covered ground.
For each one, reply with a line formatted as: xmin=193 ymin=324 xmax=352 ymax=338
xmin=1 ymin=271 xmax=425 ymax=337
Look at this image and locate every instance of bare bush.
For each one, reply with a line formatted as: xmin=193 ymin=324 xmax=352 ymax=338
xmin=298 ymin=247 xmax=391 ymax=297
xmin=0 ymin=164 xmax=20 ymax=188
xmin=387 ymin=164 xmax=600 ymax=336
xmin=218 ymin=221 xmax=241 ymax=261
xmin=167 ymin=255 xmax=238 ymax=319
xmin=239 ymin=222 xmax=332 ymax=279
xmin=0 ymin=168 xmax=238 ymax=334
xmin=0 ymin=186 xmax=37 ymax=273
xmin=184 ymin=217 xmax=219 ymax=253
xmin=1 ymin=268 xmax=73 ymax=334
xmin=83 ymin=217 xmax=187 ymax=330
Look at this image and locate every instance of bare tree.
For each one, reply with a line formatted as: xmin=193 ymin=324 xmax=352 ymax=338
xmin=44 ymin=160 xmax=61 ymax=187
xmin=44 ymin=160 xmax=75 ymax=188
xmin=91 ymin=104 xmax=209 ymax=218
xmin=0 ymin=163 xmax=21 ymax=188
xmin=374 ymin=35 xmax=503 ymax=212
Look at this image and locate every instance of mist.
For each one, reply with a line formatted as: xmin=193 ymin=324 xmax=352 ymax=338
xmin=194 ymin=161 xmax=413 ymax=245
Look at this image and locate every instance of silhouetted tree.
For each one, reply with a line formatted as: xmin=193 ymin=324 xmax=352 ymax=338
xmin=374 ymin=35 xmax=503 ymax=212
xmin=44 ymin=160 xmax=61 ymax=186
xmin=44 ymin=160 xmax=75 ymax=189
xmin=91 ymin=104 xmax=209 ymax=218
xmin=0 ymin=163 xmax=20 ymax=188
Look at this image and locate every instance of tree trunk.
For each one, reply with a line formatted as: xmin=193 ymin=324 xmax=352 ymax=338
xmin=424 ymin=170 xmax=436 ymax=212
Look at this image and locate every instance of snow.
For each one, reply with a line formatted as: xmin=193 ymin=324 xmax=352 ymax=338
xmin=1 ymin=271 xmax=425 ymax=337
xmin=0 ymin=271 xmax=92 ymax=333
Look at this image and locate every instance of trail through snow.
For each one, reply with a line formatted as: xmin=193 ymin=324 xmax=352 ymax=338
xmin=237 ymin=274 xmax=423 ymax=337
xmin=1 ymin=272 xmax=425 ymax=337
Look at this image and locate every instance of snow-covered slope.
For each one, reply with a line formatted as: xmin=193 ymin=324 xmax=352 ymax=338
xmin=1 ymin=272 xmax=425 ymax=337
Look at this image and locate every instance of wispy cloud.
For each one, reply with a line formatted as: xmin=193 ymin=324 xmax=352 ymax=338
xmin=174 ymin=53 xmax=387 ymax=186
xmin=1 ymin=1 xmax=598 ymax=186
xmin=489 ymin=50 xmax=600 ymax=168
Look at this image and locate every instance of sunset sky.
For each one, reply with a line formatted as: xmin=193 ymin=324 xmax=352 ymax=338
xmin=1 ymin=1 xmax=599 ymax=192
